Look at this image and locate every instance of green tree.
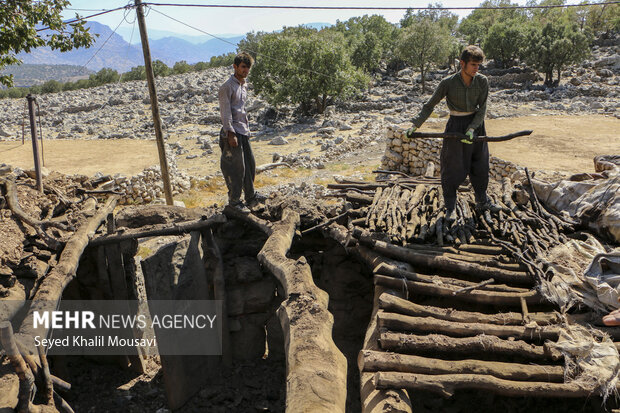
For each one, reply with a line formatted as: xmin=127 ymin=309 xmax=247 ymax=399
xmin=172 ymin=60 xmax=191 ymax=74
xmin=483 ymin=20 xmax=526 ymax=67
xmin=152 ymin=60 xmax=170 ymax=78
xmin=89 ymin=68 xmax=119 ymax=86
xmin=458 ymin=0 xmax=525 ymax=45
xmin=401 ymin=3 xmax=458 ymax=33
xmin=41 ymin=79 xmax=62 ymax=93
xmin=583 ymin=1 xmax=620 ymax=34
xmin=122 ymin=65 xmax=146 ymax=81
xmin=396 ymin=19 xmax=452 ymax=92
xmin=0 ymin=0 xmax=94 ymax=87
xmin=237 ymin=31 xmax=266 ymax=60
xmin=192 ymin=61 xmax=209 ymax=71
xmin=250 ymin=27 xmax=368 ymax=113
xmin=524 ymin=21 xmax=590 ymax=86
xmin=208 ymin=52 xmax=235 ymax=67
xmin=331 ymin=15 xmax=397 ymax=73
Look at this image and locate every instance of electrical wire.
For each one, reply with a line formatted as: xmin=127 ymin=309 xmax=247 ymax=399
xmin=144 ymin=1 xmax=620 ymax=11
xmin=80 ymin=10 xmax=129 ymax=72
xmin=36 ymin=6 xmax=130 ymax=32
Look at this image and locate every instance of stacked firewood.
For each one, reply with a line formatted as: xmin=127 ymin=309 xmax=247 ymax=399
xmin=327 ymin=169 xmax=577 ymax=283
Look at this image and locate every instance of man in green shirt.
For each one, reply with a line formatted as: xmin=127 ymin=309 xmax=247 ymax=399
xmin=407 ymin=45 xmax=500 ymax=222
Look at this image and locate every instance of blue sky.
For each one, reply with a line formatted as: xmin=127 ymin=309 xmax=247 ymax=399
xmin=63 ymin=0 xmax=530 ymax=40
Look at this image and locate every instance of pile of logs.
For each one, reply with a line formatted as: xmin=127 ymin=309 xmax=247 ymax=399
xmin=322 ymin=170 xmax=619 ymax=411
xmin=327 ymin=169 xmax=578 ymax=284
xmin=352 ymin=239 xmax=619 ymax=412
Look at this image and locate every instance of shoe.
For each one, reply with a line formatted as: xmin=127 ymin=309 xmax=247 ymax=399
xmin=475 ymin=200 xmax=502 ymax=213
xmin=229 ymin=200 xmax=250 ymax=213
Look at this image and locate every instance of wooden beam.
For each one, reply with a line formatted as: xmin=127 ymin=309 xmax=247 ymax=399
xmin=360 ymin=350 xmax=564 ymax=382
xmin=359 ymin=237 xmax=534 ymax=286
xmin=378 ymin=293 xmax=560 ymax=326
xmin=257 ymin=209 xmax=347 ymax=413
xmin=89 ymin=214 xmax=226 ymax=246
xmin=374 ymin=274 xmax=542 ymax=307
xmin=374 ymin=372 xmax=596 ymax=399
xmin=380 ymin=332 xmax=562 ymax=361
xmin=377 ymin=311 xmax=560 ymax=341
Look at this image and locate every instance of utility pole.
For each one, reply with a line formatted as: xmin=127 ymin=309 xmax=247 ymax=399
xmin=135 ymin=0 xmax=174 ymax=205
xmin=26 ymin=94 xmax=43 ymax=192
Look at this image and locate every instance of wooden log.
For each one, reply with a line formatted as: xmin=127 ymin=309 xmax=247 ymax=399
xmin=0 ymin=321 xmax=35 ymax=413
xmin=327 ymin=183 xmax=387 ymax=190
xmin=358 ymin=286 xmax=412 ymax=413
xmin=374 ymin=372 xmax=596 ymax=399
xmin=374 ymin=274 xmax=541 ymax=307
xmin=375 ymin=261 xmax=528 ymax=293
xmin=408 ymin=130 xmax=533 ymax=142
xmin=377 ymin=312 xmax=560 ymax=341
xmin=302 ymin=211 xmax=349 ymax=235
xmin=379 ymin=332 xmax=562 ymax=361
xmin=378 ymin=293 xmax=560 ymax=326
xmin=17 ymin=196 xmax=119 ymax=348
xmin=360 ymin=350 xmax=564 ymax=382
xmin=360 ymin=237 xmax=534 ymax=286
xmin=1 ymin=179 xmax=63 ymax=250
xmin=89 ymin=214 xmax=227 ymax=246
xmin=366 ymin=187 xmax=382 ymax=230
xmin=1 ymin=178 xmax=69 ymax=232
xmin=256 ymin=161 xmax=291 ymax=173
xmin=257 ymin=209 xmax=347 ymax=413
xmin=201 ymin=229 xmax=231 ymax=366
xmin=452 ymin=278 xmax=495 ymax=295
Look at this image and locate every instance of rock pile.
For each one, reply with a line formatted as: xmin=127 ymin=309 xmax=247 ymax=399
xmin=110 ymin=144 xmax=191 ymax=205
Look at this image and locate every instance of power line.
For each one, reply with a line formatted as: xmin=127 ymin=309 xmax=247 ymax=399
xmin=36 ymin=6 xmax=131 ymax=32
xmin=80 ymin=10 xmax=129 ymax=72
xmin=144 ymin=1 xmax=620 ymax=11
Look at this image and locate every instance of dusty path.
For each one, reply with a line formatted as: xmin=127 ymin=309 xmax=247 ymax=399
xmin=0 ymin=114 xmax=617 ymax=178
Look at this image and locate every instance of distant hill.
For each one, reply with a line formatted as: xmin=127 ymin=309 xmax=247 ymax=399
xmin=17 ymin=21 xmax=242 ymax=72
xmin=149 ymin=35 xmax=244 ymax=66
xmin=13 ymin=21 xmax=331 ymax=78
xmin=0 ymin=64 xmax=93 ymax=87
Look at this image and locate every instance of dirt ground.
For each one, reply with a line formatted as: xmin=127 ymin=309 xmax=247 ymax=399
xmin=1 ymin=114 xmax=617 ymax=180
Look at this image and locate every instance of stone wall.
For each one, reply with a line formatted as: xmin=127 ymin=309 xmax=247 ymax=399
xmin=381 ymin=125 xmax=520 ymax=180
xmin=111 ymin=144 xmax=191 ymax=205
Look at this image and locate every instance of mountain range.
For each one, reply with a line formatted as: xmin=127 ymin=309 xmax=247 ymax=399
xmin=16 ymin=21 xmax=243 ymax=73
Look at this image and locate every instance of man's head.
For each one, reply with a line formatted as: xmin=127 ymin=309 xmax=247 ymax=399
xmin=459 ymin=45 xmax=485 ymax=78
xmin=233 ymin=52 xmax=254 ymax=80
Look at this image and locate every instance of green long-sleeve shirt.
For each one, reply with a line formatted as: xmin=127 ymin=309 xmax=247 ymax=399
xmin=412 ymin=71 xmax=489 ymax=132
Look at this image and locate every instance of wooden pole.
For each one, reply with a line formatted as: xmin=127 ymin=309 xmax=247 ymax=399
xmin=26 ymin=94 xmax=42 ymax=192
xmin=134 ymin=0 xmax=174 ymax=206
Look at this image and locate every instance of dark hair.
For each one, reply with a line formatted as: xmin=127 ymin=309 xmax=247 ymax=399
xmin=234 ymin=52 xmax=254 ymax=67
xmin=460 ymin=45 xmax=485 ymax=63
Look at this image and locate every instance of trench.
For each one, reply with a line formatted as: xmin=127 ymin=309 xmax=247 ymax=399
xmin=42 ymin=212 xmax=373 ymax=412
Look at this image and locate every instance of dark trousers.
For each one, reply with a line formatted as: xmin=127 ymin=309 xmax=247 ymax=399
xmin=440 ymin=114 xmax=489 ymax=211
xmin=219 ymin=128 xmax=256 ymax=203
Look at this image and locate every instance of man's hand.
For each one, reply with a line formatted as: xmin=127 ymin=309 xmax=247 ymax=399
xmin=227 ymin=131 xmax=238 ymax=148
xmin=461 ymin=129 xmax=474 ymax=144
xmin=406 ymin=125 xmax=417 ymax=138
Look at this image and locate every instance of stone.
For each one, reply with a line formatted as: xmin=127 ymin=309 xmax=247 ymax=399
xmin=596 ymin=68 xmax=613 ymax=77
xmin=268 ymin=136 xmax=289 ymax=145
